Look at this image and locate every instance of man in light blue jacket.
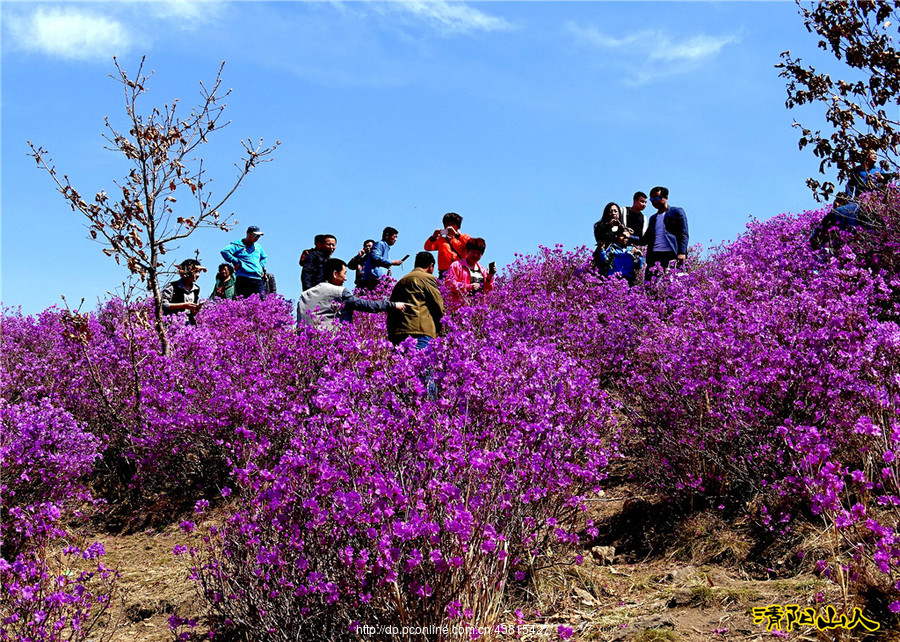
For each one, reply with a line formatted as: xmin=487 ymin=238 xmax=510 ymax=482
xmin=220 ymin=226 xmax=268 ymax=298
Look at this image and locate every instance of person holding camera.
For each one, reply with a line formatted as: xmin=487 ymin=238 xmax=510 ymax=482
xmin=347 ymin=239 xmax=375 ymax=288
xmin=424 ymin=212 xmax=471 ymax=279
xmin=594 ymin=225 xmax=644 ymax=286
xmin=446 ymin=237 xmax=496 ymax=306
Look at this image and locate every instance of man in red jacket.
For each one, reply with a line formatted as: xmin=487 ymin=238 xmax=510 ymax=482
xmin=424 ymin=212 xmax=470 ymax=279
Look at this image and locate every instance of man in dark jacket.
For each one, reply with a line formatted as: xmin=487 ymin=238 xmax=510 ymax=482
xmin=299 ymin=234 xmax=337 ymax=291
xmin=387 ymin=252 xmax=444 ymax=349
xmin=624 ymin=191 xmax=649 ymax=243
xmin=639 ymin=186 xmax=689 ymax=281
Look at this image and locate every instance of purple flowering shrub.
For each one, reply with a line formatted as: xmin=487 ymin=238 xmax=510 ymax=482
xmin=1 ymin=543 xmax=117 ymax=642
xmin=0 ymin=397 xmax=115 ymax=641
xmin=1 ymin=399 xmax=99 ymax=556
xmin=1 ymin=296 xmax=328 ymax=502
xmin=627 ymin=211 xmax=892 ymax=497
xmin=182 ymin=305 xmax=618 ymax=639
xmin=3 ymin=189 xmax=900 ymax=635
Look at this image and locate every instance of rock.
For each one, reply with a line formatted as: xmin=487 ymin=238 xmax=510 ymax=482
xmin=668 ymin=589 xmax=695 ymax=607
xmin=573 ymin=587 xmax=595 ymax=606
xmin=633 ymin=615 xmax=675 ymax=630
xmin=664 ymin=565 xmax=696 ymax=583
xmin=591 ymin=545 xmax=616 ymax=565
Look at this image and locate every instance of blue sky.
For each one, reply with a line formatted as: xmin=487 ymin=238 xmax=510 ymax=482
xmin=2 ymin=1 xmax=840 ymax=314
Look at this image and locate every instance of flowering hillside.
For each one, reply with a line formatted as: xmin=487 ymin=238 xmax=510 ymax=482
xmin=2 ymin=194 xmax=900 ymax=640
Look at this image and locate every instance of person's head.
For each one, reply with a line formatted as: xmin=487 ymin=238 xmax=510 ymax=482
xmin=414 ymin=251 xmax=436 ymax=273
xmin=315 ymin=234 xmax=337 ymax=255
xmin=382 ymin=226 xmax=399 ymax=245
xmin=862 ymin=148 xmax=879 ymax=168
xmin=244 ymin=226 xmax=264 ymax=244
xmin=834 ymin=192 xmax=852 ymax=207
xmin=324 ymin=257 xmax=348 ymax=286
xmin=217 ymin=263 xmax=234 ymax=280
xmin=363 ymin=239 xmax=375 ymax=253
xmin=177 ymin=259 xmax=204 ymax=283
xmin=632 ymin=191 xmax=648 ymax=212
xmin=465 ymin=237 xmax=487 ymax=264
xmin=442 ymin=212 xmax=463 ymax=230
xmin=649 ymin=186 xmax=669 ymax=213
xmin=602 ymin=202 xmax=622 ymax=222
xmin=615 ymin=227 xmax=630 ymax=247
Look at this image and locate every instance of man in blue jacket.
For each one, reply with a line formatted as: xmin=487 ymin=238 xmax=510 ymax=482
xmin=359 ymin=226 xmax=403 ymax=290
xmin=640 ymin=186 xmax=689 ymax=282
xmin=220 ymin=225 xmax=268 ymax=298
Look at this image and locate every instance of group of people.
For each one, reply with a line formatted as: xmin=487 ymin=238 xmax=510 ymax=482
xmin=159 ymin=187 xmax=694 ymax=339
xmin=152 ymin=151 xmax=900 ymax=353
xmin=293 ymin=212 xmax=497 ymax=348
xmin=591 ymin=185 xmax=689 ymax=285
xmin=160 ymin=213 xmax=498 ymax=348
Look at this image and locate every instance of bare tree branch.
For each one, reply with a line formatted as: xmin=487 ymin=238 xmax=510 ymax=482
xmin=27 ymin=57 xmax=279 ymax=355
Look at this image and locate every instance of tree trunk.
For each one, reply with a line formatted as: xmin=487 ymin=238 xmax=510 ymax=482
xmin=147 ymin=266 xmax=170 ymax=357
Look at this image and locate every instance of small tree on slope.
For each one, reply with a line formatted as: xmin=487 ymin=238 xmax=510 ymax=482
xmin=28 ymin=57 xmax=279 ymax=356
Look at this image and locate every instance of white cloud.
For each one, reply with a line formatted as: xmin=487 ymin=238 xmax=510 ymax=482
xmin=650 ymin=34 xmax=738 ymax=62
xmin=567 ymin=22 xmax=739 ymax=84
xmin=8 ymin=7 xmax=132 ymax=61
xmin=149 ymin=1 xmax=225 ymax=30
xmin=567 ymin=24 xmax=648 ymax=49
xmin=390 ymin=1 xmax=513 ymax=35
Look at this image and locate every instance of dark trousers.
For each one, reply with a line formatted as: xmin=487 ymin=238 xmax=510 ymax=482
xmin=235 ymin=276 xmax=266 ymax=299
xmin=645 ymin=251 xmax=680 ymax=283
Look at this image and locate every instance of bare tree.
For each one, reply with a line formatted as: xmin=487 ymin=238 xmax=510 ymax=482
xmin=28 ymin=57 xmax=279 ymax=355
xmin=777 ymin=0 xmax=900 ymax=200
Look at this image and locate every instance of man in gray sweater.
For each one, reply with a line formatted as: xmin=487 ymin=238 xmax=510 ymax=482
xmin=297 ymin=257 xmax=406 ymax=330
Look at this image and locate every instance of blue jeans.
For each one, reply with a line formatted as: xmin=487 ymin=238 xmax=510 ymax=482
xmin=390 ymin=334 xmax=432 ymax=349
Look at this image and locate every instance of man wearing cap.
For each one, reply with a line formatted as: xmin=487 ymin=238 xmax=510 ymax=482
xmin=220 ymin=226 xmax=268 ymax=298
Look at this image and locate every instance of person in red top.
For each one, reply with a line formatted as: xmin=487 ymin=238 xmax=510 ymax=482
xmin=424 ymin=212 xmax=471 ymax=278
xmin=446 ymin=237 xmax=496 ymax=306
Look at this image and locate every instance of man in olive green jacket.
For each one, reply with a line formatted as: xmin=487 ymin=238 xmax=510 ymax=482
xmin=387 ymin=252 xmax=444 ymax=349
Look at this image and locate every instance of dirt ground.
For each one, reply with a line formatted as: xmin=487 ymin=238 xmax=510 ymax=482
xmin=89 ymin=490 xmax=898 ymax=642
